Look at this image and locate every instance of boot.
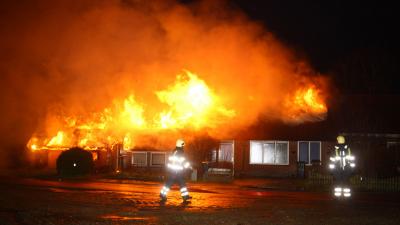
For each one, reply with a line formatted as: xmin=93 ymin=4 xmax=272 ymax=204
xmin=182 ymin=195 xmax=192 ymax=202
xmin=160 ymin=193 xmax=167 ymax=202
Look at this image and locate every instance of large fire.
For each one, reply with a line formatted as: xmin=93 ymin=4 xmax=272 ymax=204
xmin=27 ymin=70 xmax=327 ymax=151
xmin=27 ymin=71 xmax=238 ymax=151
xmin=0 ymin=0 xmax=330 ymax=153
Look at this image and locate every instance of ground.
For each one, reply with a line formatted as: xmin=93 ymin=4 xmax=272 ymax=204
xmin=0 ymin=177 xmax=399 ymax=225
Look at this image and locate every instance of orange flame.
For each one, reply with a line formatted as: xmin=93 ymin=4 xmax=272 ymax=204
xmin=284 ymin=86 xmax=327 ymax=123
xmin=27 ymin=71 xmax=328 ymax=151
xmin=18 ymin=1 xmax=331 ymax=152
xmin=47 ymin=131 xmax=65 ymax=147
xmin=27 ymin=71 xmax=236 ymax=151
xmin=156 ymin=71 xmax=235 ymax=129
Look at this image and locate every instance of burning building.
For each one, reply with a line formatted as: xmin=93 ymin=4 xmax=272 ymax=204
xmin=0 ymin=0 xmax=329 ymax=173
xmin=26 ymin=68 xmax=328 ymax=174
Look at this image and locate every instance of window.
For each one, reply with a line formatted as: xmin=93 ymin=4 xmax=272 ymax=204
xmin=250 ymin=141 xmax=289 ymax=165
xmin=298 ymin=141 xmax=321 ymax=165
xmin=219 ymin=141 xmax=234 ymax=162
xmin=210 ymin=149 xmax=217 ymax=162
xmin=132 ymin=152 xmax=147 ymax=167
xmin=150 ymin=152 xmax=166 ymax=167
xmin=387 ymin=141 xmax=400 ymax=149
xmin=210 ymin=141 xmax=234 ymax=163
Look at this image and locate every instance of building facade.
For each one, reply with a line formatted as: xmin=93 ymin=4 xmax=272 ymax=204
xmin=207 ymin=140 xmax=334 ymax=178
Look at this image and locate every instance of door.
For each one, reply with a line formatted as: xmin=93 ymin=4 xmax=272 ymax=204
xmin=218 ymin=141 xmax=234 ymax=175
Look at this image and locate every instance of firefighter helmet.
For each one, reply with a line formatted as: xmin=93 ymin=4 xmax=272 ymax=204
xmin=337 ymin=135 xmax=345 ymax=144
xmin=176 ymin=139 xmax=185 ymax=148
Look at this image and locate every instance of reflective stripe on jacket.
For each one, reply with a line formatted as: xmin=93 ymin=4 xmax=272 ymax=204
xmin=167 ymin=150 xmax=190 ymax=171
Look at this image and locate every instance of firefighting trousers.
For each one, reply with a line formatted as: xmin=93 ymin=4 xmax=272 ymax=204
xmin=333 ymin=169 xmax=352 ymax=186
xmin=160 ymin=172 xmax=189 ymax=198
xmin=332 ymin=169 xmax=353 ymax=197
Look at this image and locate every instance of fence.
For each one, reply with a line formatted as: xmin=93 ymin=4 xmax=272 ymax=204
xmin=308 ymin=171 xmax=400 ymax=192
xmin=351 ymin=175 xmax=400 ymax=192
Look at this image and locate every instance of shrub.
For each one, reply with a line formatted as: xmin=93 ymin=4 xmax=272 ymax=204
xmin=56 ymin=147 xmax=94 ymax=176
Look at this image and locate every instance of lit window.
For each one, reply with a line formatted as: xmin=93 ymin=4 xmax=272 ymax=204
xmin=298 ymin=141 xmax=321 ymax=165
xmin=219 ymin=141 xmax=234 ymax=162
xmin=150 ymin=152 xmax=166 ymax=167
xmin=210 ymin=149 xmax=217 ymax=162
xmin=132 ymin=152 xmax=147 ymax=167
xmin=250 ymin=141 xmax=289 ymax=165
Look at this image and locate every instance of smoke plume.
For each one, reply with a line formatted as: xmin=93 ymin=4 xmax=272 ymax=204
xmin=0 ymin=0 xmax=328 ymax=166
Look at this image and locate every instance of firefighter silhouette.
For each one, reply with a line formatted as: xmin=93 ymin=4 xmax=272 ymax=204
xmin=329 ymin=135 xmax=356 ymax=198
xmin=160 ymin=139 xmax=192 ymax=202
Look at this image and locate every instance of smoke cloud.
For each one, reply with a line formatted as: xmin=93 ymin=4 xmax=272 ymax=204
xmin=0 ymin=0 xmax=328 ymax=167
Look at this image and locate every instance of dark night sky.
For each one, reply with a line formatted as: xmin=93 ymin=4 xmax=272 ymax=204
xmin=224 ymin=0 xmax=400 ymax=134
xmin=230 ymin=0 xmax=400 ymax=94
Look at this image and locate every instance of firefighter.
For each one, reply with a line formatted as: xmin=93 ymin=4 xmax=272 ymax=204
xmin=329 ymin=135 xmax=356 ymax=198
xmin=160 ymin=139 xmax=192 ymax=202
